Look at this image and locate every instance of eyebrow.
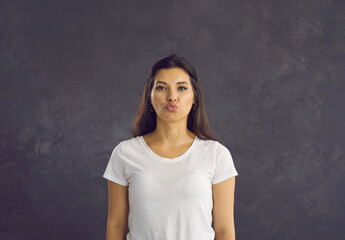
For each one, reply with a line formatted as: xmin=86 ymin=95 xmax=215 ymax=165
xmin=155 ymin=81 xmax=189 ymax=85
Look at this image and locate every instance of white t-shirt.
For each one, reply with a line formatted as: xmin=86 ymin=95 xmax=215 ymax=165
xmin=103 ymin=135 xmax=238 ymax=240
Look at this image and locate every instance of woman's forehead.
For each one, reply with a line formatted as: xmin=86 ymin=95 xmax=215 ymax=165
xmin=154 ymin=68 xmax=190 ymax=84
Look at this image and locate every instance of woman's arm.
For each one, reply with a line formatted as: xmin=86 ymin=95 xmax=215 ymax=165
xmin=106 ymin=180 xmax=129 ymax=240
xmin=212 ymin=176 xmax=237 ymax=240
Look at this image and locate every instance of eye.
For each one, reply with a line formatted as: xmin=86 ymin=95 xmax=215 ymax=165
xmin=155 ymin=86 xmax=187 ymax=91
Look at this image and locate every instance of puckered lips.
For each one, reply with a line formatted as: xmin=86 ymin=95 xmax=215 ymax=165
xmin=166 ymin=103 xmax=177 ymax=112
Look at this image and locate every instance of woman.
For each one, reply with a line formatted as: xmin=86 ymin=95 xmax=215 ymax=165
xmin=103 ymin=54 xmax=239 ymax=240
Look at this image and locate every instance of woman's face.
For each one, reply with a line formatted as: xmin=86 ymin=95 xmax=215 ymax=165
xmin=150 ymin=67 xmax=195 ymax=122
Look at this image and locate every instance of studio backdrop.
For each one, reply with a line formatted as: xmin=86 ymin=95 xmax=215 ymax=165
xmin=0 ymin=0 xmax=344 ymax=239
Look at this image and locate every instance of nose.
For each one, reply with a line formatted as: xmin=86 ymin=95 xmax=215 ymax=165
xmin=167 ymin=90 xmax=177 ymax=102
xmin=168 ymin=97 xmax=176 ymax=102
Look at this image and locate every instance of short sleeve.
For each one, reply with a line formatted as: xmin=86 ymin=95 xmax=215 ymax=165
xmin=212 ymin=142 xmax=238 ymax=184
xmin=103 ymin=142 xmax=128 ymax=186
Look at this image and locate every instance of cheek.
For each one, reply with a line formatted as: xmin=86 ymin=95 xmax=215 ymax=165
xmin=151 ymin=91 xmax=161 ymax=102
xmin=150 ymin=90 xmax=156 ymax=100
xmin=151 ymin=93 xmax=166 ymax=109
xmin=181 ymin=93 xmax=194 ymax=104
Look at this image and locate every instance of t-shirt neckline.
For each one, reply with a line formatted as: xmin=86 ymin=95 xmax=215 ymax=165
xmin=139 ymin=135 xmax=198 ymax=162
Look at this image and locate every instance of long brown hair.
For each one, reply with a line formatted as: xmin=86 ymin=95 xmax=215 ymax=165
xmin=130 ymin=53 xmax=218 ymax=141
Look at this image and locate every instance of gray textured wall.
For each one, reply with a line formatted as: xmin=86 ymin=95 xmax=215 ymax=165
xmin=1 ymin=0 xmax=344 ymax=239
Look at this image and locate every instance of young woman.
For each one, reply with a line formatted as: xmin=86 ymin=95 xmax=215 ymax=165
xmin=103 ymin=54 xmax=239 ymax=240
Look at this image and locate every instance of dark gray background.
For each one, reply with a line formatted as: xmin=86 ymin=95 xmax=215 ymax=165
xmin=1 ymin=0 xmax=344 ymax=239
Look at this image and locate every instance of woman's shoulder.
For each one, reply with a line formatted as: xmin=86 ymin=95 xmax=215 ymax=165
xmin=195 ymin=136 xmax=219 ymax=149
xmin=196 ymin=137 xmax=232 ymax=153
xmin=111 ymin=135 xmax=142 ymax=149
